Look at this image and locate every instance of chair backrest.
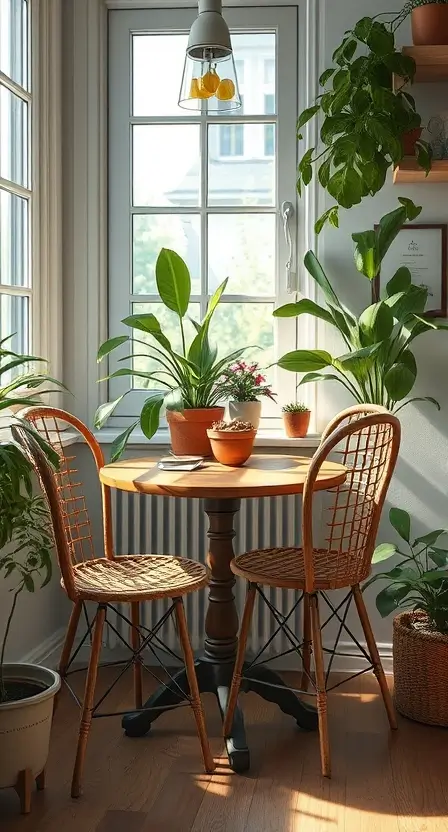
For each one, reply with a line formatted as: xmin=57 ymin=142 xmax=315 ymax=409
xmin=302 ymin=411 xmax=401 ymax=592
xmin=18 ymin=407 xmax=113 ymax=566
xmin=320 ymin=404 xmax=389 ymax=445
xmin=11 ymin=424 xmax=78 ymax=600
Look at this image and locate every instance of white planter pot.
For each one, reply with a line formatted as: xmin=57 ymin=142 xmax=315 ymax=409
xmin=0 ymin=663 xmax=60 ymax=790
xmin=228 ymin=400 xmax=262 ymax=429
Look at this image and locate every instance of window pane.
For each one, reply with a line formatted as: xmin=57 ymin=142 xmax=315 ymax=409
xmin=0 ymin=294 xmax=29 ymax=356
xmin=0 ymin=0 xmax=28 ymax=89
xmin=211 ymin=302 xmax=275 ymax=372
xmin=133 ymin=34 xmax=189 ymax=117
xmin=208 ymin=125 xmax=274 ymax=206
xmin=0 ymin=85 xmax=28 ymax=187
xmin=264 ymin=124 xmax=275 ymax=158
xmin=133 ymin=214 xmax=200 ymax=295
xmin=209 ymin=33 xmax=275 ymax=118
xmin=208 ymin=215 xmax=275 ymax=296
xmin=133 ymin=125 xmax=200 ymax=207
xmin=0 ymin=189 xmax=29 ymax=287
xmin=131 ymin=302 xmax=200 ymax=389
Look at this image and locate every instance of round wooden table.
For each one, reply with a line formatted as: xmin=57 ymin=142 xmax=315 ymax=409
xmin=99 ymin=453 xmax=346 ymax=772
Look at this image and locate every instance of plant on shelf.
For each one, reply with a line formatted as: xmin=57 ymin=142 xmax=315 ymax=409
xmin=281 ymin=402 xmax=311 ymax=439
xmin=95 ymin=248 xmax=246 ymax=459
xmin=219 ymin=361 xmax=275 ymax=429
xmin=296 ymin=13 xmax=432 ymax=232
xmin=274 ymin=198 xmax=448 ymax=412
xmin=365 ymin=506 xmax=448 ymax=726
xmin=399 ymin=1 xmax=448 ymax=48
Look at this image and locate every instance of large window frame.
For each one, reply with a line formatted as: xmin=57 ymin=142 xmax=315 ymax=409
xmin=108 ymin=5 xmax=301 ymax=428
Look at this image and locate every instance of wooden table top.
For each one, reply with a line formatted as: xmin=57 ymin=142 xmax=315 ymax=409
xmin=99 ymin=454 xmax=347 ymax=500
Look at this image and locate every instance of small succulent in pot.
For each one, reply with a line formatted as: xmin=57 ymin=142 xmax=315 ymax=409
xmin=219 ymin=361 xmax=276 ymax=429
xmin=281 ymin=402 xmax=311 ymax=439
xmin=207 ymin=419 xmax=256 ymax=467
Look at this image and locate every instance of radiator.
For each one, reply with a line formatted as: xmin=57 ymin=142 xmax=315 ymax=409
xmin=108 ymin=491 xmax=305 ymax=658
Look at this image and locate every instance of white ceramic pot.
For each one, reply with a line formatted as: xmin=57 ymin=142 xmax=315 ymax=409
xmin=228 ymin=400 xmax=262 ymax=429
xmin=0 ymin=663 xmax=60 ymax=790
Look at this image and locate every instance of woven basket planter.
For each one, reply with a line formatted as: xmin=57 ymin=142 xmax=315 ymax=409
xmin=393 ymin=611 xmax=448 ymax=726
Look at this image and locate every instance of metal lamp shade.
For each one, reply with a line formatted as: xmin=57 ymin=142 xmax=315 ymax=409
xmin=178 ymin=0 xmax=241 ymax=113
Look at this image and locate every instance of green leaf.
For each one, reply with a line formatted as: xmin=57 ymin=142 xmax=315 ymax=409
xmin=327 ymin=168 xmax=363 ymax=210
xmin=359 ymin=302 xmax=393 ymax=344
xmin=386 ymin=267 xmax=411 ymax=297
xmin=353 ymin=16 xmax=374 ymax=42
xmin=110 ymin=422 xmax=138 ymax=463
xmin=376 ymin=584 xmax=410 ymax=618
xmin=277 ymin=350 xmax=334 ymax=373
xmin=358 ymin=132 xmax=376 ymax=162
xmin=314 ymin=206 xmax=339 ymax=235
xmin=390 ymin=507 xmax=411 ymax=542
xmin=273 ymin=299 xmax=336 ymax=327
xmin=366 ymin=22 xmax=394 ymax=56
xmin=414 ymin=530 xmax=448 ymax=547
xmin=155 ymin=248 xmax=191 ymax=317
xmin=94 ymin=395 xmax=127 ymax=429
xmin=23 ymin=574 xmax=35 ymax=593
xmin=384 ymin=52 xmax=416 ymax=80
xmin=140 ymin=394 xmax=165 ymax=440
xmin=393 ymin=396 xmax=440 ymax=415
xmin=386 ymin=286 xmax=428 ymax=321
xmin=302 ymin=165 xmax=313 ymax=187
xmin=384 ymin=361 xmax=416 ymax=402
xmin=352 ymin=230 xmax=379 ymax=280
xmin=318 ymin=157 xmax=332 ymax=189
xmin=320 ymin=114 xmax=353 ymax=144
xmin=397 ymin=197 xmax=422 ymax=222
xmin=372 ymin=543 xmax=398 ymax=564
xmin=335 ymin=344 xmax=381 ymax=374
xmin=297 ymin=105 xmax=320 ymax=130
xmin=298 ymin=372 xmax=345 ymax=387
xmin=303 ymin=251 xmax=342 ymax=310
xmin=97 ymin=335 xmax=129 ymax=362
xmin=428 ymin=547 xmax=448 ymax=568
xmin=319 ymin=68 xmax=335 ymax=86
xmin=416 ymin=140 xmax=432 ymax=175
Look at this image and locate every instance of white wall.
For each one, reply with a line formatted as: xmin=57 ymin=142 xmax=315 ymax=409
xmin=317 ymin=1 xmax=448 ymax=642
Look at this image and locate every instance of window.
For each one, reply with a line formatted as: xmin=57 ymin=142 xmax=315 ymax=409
xmin=0 ymin=0 xmax=32 ymax=360
xmin=108 ymin=7 xmax=298 ymax=424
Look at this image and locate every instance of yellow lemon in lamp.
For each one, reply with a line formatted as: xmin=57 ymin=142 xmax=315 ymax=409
xmin=216 ymin=78 xmax=236 ymax=101
xmin=202 ymin=69 xmax=220 ymax=94
xmin=189 ymin=78 xmax=201 ymax=99
xmin=197 ymin=81 xmax=213 ymax=99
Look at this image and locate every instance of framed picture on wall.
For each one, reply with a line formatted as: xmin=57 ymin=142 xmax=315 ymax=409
xmin=372 ymin=224 xmax=447 ymax=318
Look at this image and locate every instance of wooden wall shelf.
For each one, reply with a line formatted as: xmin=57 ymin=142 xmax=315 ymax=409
xmin=402 ymin=46 xmax=448 ymax=82
xmin=393 ymin=158 xmax=448 ymax=184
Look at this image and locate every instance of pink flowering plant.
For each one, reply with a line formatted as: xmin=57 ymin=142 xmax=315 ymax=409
xmin=220 ymin=361 xmax=276 ymax=403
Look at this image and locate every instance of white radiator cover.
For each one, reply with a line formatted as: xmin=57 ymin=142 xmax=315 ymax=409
xmin=109 ymin=491 xmax=304 ymax=658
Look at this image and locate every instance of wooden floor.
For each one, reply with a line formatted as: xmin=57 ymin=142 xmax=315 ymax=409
xmin=1 ymin=668 xmax=447 ymax=831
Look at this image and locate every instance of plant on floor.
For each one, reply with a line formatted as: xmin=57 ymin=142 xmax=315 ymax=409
xmin=296 ymin=14 xmax=432 ymax=232
xmin=95 ymin=248 xmax=246 ymax=460
xmin=273 ymin=198 xmax=448 ymax=412
xmin=365 ymin=507 xmax=448 ymax=633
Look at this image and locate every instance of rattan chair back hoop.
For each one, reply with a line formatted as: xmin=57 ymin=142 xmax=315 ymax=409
xmin=320 ymin=404 xmax=389 ymax=445
xmin=302 ymin=412 xmax=401 ymax=593
xmin=18 ymin=406 xmax=114 ymax=565
xmin=11 ymin=424 xmax=77 ymax=599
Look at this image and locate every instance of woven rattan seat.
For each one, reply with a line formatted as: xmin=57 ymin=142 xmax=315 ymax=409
xmin=69 ymin=555 xmax=208 ymax=602
xmin=231 ymin=547 xmax=370 ymax=591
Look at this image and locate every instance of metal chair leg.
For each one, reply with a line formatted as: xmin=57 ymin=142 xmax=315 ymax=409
xmin=223 ymin=583 xmax=257 ymax=738
xmin=131 ymin=602 xmax=143 ymax=710
xmin=301 ymin=592 xmax=312 ymax=692
xmin=353 ymin=584 xmax=397 ymax=730
xmin=310 ymin=593 xmax=331 ymax=778
xmin=174 ymin=598 xmax=215 ymax=774
xmin=71 ymin=605 xmax=106 ymax=798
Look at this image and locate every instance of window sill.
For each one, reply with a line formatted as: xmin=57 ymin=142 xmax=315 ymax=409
xmin=93 ymin=428 xmax=321 ymax=450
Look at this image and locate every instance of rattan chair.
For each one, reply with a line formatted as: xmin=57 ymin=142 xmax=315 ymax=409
xmin=223 ymin=407 xmax=401 ymax=778
xmin=15 ymin=408 xmax=214 ymax=797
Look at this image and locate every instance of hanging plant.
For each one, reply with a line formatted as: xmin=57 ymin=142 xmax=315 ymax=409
xmin=297 ymin=15 xmax=433 ymax=233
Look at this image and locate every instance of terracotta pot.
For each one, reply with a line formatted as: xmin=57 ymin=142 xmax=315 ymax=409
xmin=402 ymin=126 xmax=423 ymax=156
xmin=207 ymin=428 xmax=256 ymax=466
xmin=412 ymin=5 xmax=448 ymax=45
xmin=0 ymin=664 xmax=60 ymax=795
xmin=166 ymin=407 xmax=224 ymax=456
xmin=228 ymin=400 xmax=262 ymax=429
xmin=282 ymin=410 xmax=311 ymax=438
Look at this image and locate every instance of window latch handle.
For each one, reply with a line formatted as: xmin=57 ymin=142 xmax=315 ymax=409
xmin=281 ymin=201 xmax=296 ymax=294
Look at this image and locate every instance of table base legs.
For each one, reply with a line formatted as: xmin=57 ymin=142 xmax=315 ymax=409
xmin=121 ymin=656 xmax=317 ymax=773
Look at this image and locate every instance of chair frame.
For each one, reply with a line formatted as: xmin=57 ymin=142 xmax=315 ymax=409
xmin=14 ymin=409 xmax=214 ymax=796
xmin=223 ymin=408 xmax=401 ymax=778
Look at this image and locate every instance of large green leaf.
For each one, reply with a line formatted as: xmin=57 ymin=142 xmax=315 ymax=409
xmin=377 ymin=201 xmax=422 ymax=264
xmin=390 ymin=507 xmax=411 ymax=542
xmin=372 ymin=543 xmax=398 ymax=564
xmin=375 ymin=584 xmax=410 ymax=618
xmin=94 ymin=395 xmax=127 ymax=429
xmin=273 ymin=299 xmax=335 ymax=326
xmin=384 ymin=361 xmax=416 ymax=401
xmin=334 ymin=343 xmax=381 ymax=374
xmin=327 ymin=167 xmax=363 ymax=209
xmin=297 ymin=104 xmax=320 ymax=131
xmin=394 ymin=396 xmax=440 ymax=414
xmin=385 ymin=286 xmax=428 ymax=321
xmin=414 ymin=530 xmax=448 ymax=547
xmin=155 ymin=248 xmax=191 ymax=317
xmin=277 ymin=350 xmax=333 ymax=373
xmin=110 ymin=421 xmax=138 ymax=463
xmin=359 ymin=302 xmax=393 ymax=344
xmin=140 ymin=393 xmax=165 ymax=439
xmin=386 ymin=267 xmax=411 ymax=297
xmin=97 ymin=335 xmax=129 ymax=362
xmin=298 ymin=372 xmax=345 ymax=387
xmin=352 ymin=230 xmax=378 ymax=279
xmin=303 ymin=251 xmax=342 ymax=309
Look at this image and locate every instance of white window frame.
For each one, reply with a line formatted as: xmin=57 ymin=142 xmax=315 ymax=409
xmin=108 ymin=5 xmax=301 ymax=429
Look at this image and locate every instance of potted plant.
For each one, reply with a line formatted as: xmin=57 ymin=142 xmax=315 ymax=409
xmin=400 ymin=1 xmax=448 ymax=45
xmin=95 ymin=248 xmax=246 ymax=459
xmin=0 ymin=342 xmax=63 ymax=813
xmin=274 ymin=198 xmax=448 ymax=412
xmin=365 ymin=507 xmax=448 ymax=726
xmin=219 ymin=361 xmax=276 ymax=429
xmin=296 ymin=14 xmax=432 ymax=232
xmin=206 ymin=419 xmax=257 ymax=467
xmin=281 ymin=402 xmax=311 ymax=438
